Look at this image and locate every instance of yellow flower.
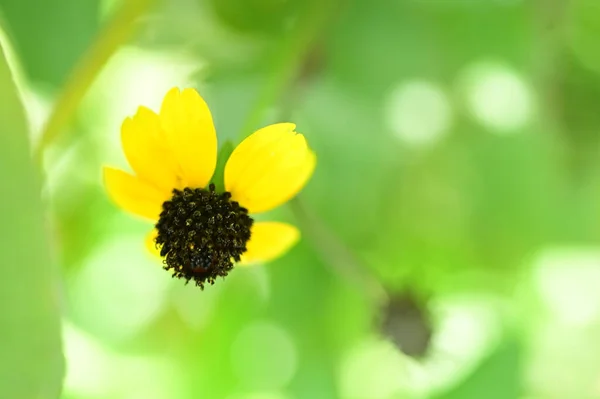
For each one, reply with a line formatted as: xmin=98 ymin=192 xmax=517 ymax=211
xmin=103 ymin=87 xmax=316 ymax=288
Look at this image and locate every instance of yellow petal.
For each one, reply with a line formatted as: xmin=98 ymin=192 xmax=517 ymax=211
xmin=238 ymin=222 xmax=300 ymax=266
xmin=225 ymin=123 xmax=316 ymax=213
xmin=145 ymin=229 xmax=162 ymax=259
xmin=159 ymin=87 xmax=217 ymax=188
xmin=121 ymin=106 xmax=184 ymax=192
xmin=103 ymin=167 xmax=168 ymax=221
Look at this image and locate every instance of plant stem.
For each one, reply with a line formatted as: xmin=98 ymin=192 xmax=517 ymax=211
xmin=237 ymin=0 xmax=337 ymax=142
xmin=33 ymin=0 xmax=155 ymax=169
xmin=238 ymin=0 xmax=387 ymax=304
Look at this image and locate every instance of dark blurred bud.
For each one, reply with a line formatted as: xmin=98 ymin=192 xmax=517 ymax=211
xmin=379 ymin=293 xmax=432 ymax=358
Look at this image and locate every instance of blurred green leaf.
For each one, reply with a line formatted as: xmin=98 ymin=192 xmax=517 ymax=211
xmin=0 ymin=41 xmax=64 ymax=398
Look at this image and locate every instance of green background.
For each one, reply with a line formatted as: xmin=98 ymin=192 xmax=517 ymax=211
xmin=0 ymin=0 xmax=599 ymax=398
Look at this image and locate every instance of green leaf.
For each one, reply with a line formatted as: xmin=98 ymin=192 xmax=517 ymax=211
xmin=0 ymin=41 xmax=64 ymax=398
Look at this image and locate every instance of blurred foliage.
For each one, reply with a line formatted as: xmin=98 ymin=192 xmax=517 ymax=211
xmin=0 ymin=0 xmax=99 ymax=85
xmin=210 ymin=0 xmax=302 ymax=35
xmin=433 ymin=338 xmax=521 ymax=399
xmin=2 ymin=0 xmax=600 ymax=398
xmin=0 ymin=34 xmax=63 ymax=398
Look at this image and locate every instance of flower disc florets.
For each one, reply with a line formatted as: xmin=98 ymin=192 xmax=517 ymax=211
xmin=155 ymin=184 xmax=253 ymax=288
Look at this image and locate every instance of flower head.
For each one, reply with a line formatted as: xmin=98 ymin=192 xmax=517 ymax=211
xmin=103 ymin=87 xmax=316 ymax=288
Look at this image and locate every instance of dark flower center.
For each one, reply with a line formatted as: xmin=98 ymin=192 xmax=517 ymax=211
xmin=154 ymin=184 xmax=253 ymax=288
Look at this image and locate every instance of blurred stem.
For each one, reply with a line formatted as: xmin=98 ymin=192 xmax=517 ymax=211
xmin=210 ymin=141 xmax=234 ymax=192
xmin=237 ymin=0 xmax=337 ymax=141
xmin=289 ymin=199 xmax=388 ymax=305
xmin=33 ymin=0 xmax=155 ymax=170
xmin=237 ymin=0 xmax=387 ymax=304
xmin=531 ymin=0 xmax=569 ymax=135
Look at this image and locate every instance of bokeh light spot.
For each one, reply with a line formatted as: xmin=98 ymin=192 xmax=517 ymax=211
xmin=171 ymin=277 xmax=222 ymax=330
xmin=69 ymin=235 xmax=171 ymax=342
xmin=63 ymin=322 xmax=116 ymax=397
xmin=115 ymin=355 xmax=187 ymax=399
xmin=339 ymin=338 xmax=408 ymax=399
xmin=460 ymin=61 xmax=533 ymax=133
xmin=385 ymin=80 xmax=452 ymax=147
xmin=230 ymin=321 xmax=298 ymax=390
xmin=420 ymin=294 xmax=504 ymax=395
xmin=63 ymin=322 xmax=186 ymax=399
xmin=533 ymin=247 xmax=600 ymax=327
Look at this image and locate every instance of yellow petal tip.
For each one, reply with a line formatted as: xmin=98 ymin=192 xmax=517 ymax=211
xmin=238 ymin=222 xmax=301 ymax=266
xmin=159 ymin=86 xmax=217 ymax=188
